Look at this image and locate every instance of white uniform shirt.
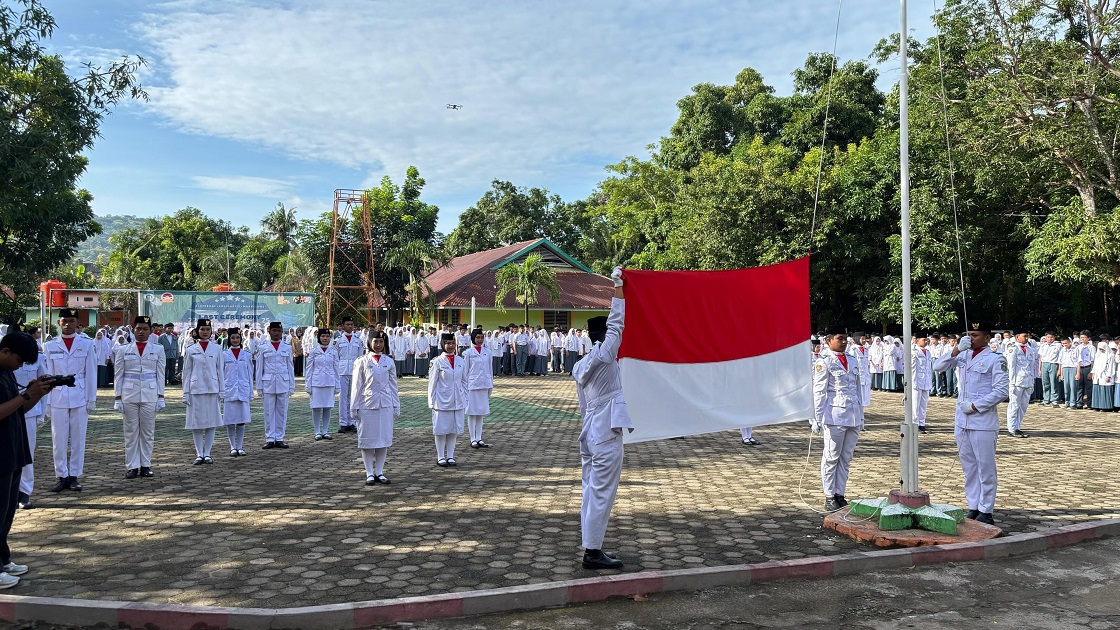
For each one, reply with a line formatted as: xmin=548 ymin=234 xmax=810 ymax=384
xmin=182 ymin=341 xmax=223 ymax=396
xmin=934 ymin=347 xmax=1009 ymax=431
xmin=911 ymin=346 xmax=933 ymax=390
xmin=305 ymin=344 xmax=341 ymax=390
xmin=463 ymin=345 xmax=493 ymax=391
xmin=221 ymin=347 xmax=254 ymax=402
xmin=573 ymin=298 xmax=633 ymax=445
xmin=255 ymin=340 xmax=296 ymax=395
xmin=1005 ymin=343 xmax=1040 ymax=389
xmin=113 ymin=341 xmax=166 ymax=404
xmin=812 ymin=347 xmax=863 ymax=428
xmin=350 ymin=353 xmax=399 ymax=412
xmin=428 ymin=353 xmax=468 ymax=411
xmin=334 ymin=334 xmax=366 ymax=379
xmin=42 ymin=335 xmax=98 ymax=409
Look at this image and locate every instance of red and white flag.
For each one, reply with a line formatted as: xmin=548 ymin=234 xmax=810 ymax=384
xmin=619 ymin=258 xmax=813 ymax=443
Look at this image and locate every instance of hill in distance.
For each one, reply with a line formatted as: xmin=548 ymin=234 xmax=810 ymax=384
xmin=75 ymin=214 xmax=143 ymax=263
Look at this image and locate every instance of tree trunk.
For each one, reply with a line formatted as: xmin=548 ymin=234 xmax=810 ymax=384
xmin=524 ymin=303 xmax=529 ymax=327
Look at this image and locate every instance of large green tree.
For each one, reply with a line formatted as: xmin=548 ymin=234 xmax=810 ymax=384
xmin=0 ymin=0 xmax=145 ymax=321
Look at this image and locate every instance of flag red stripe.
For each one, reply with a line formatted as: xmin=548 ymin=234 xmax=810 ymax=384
xmin=618 ymin=257 xmax=810 ymax=364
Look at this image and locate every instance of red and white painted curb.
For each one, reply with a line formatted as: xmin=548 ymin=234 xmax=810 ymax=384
xmin=1 ymin=518 xmax=1116 ymax=630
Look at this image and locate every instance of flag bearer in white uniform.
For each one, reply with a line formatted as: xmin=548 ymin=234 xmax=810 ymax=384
xmin=13 ymin=326 xmax=45 ymax=509
xmin=812 ymin=326 xmax=863 ymax=513
xmin=912 ymin=332 xmax=933 ymax=434
xmin=43 ymin=308 xmax=97 ymax=493
xmin=846 ymin=332 xmax=872 ymax=408
xmin=220 ymin=329 xmax=253 ymax=456
xmin=933 ymin=320 xmax=1008 ymax=525
xmin=334 ymin=316 xmax=365 ymax=433
xmin=574 ymin=267 xmax=630 ymax=570
xmin=351 ymin=332 xmax=399 ymax=485
xmin=464 ymin=328 xmax=494 ymax=449
xmin=113 ymin=316 xmax=165 ymax=479
xmin=182 ymin=319 xmax=223 ymax=465
xmin=305 ymin=328 xmax=340 ymax=440
xmin=1004 ymin=328 xmax=1036 ymax=438
xmin=257 ymin=321 xmax=295 ymax=450
xmin=428 ymin=333 xmax=468 ymax=467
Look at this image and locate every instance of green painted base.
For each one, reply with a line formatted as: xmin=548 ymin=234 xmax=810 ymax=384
xmin=849 ymin=497 xmax=965 ymax=535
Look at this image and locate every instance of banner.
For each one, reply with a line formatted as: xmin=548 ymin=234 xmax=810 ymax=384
xmin=618 ymin=258 xmax=813 ymax=442
xmin=139 ymin=291 xmax=315 ymax=333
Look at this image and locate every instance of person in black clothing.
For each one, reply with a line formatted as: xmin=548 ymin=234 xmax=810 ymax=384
xmin=0 ymin=332 xmax=55 ymax=589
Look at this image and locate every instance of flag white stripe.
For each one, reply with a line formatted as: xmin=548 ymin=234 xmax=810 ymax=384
xmin=620 ymin=342 xmax=813 ymax=443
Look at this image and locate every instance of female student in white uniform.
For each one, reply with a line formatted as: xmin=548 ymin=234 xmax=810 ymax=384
xmin=350 ymin=332 xmax=398 ymax=484
xmin=304 ymin=328 xmax=341 ymax=440
xmin=221 ymin=328 xmax=253 ymax=456
xmin=182 ymin=318 xmax=224 ymax=464
xmin=464 ymin=328 xmax=493 ymax=448
xmin=428 ymin=333 xmax=468 ymax=467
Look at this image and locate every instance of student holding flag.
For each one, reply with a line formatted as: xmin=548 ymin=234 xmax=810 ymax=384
xmin=812 ymin=326 xmax=863 ymax=513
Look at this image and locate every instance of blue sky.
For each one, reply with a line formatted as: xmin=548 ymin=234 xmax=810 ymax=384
xmin=49 ymin=0 xmax=935 ymax=235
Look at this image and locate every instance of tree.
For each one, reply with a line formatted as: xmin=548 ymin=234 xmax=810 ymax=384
xmin=260 ymin=202 xmax=298 ymax=248
xmin=383 ymin=239 xmax=449 ymax=324
xmin=0 ymin=0 xmax=145 ymax=321
xmin=494 ymin=253 xmax=561 ymax=326
xmin=273 ymin=248 xmax=321 ymax=293
xmin=443 ymin=180 xmax=585 ymax=257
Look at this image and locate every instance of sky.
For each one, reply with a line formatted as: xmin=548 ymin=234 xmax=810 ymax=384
xmin=47 ymin=0 xmax=936 ymax=235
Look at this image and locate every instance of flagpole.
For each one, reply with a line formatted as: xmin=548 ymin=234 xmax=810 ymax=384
xmin=899 ymin=0 xmax=919 ymax=494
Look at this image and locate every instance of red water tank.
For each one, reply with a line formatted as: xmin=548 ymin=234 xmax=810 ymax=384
xmin=212 ymin=282 xmax=232 ymax=292
xmin=40 ymin=280 xmax=67 ymax=307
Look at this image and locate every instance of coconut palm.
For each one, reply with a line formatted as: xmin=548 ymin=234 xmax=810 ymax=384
xmin=494 ymin=253 xmax=561 ymax=326
xmin=273 ymin=248 xmax=322 ymax=293
xmin=383 ymin=239 xmax=450 ymax=322
xmin=260 ymin=202 xmax=298 ymax=248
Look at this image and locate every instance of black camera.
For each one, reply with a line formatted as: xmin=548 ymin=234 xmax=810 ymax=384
xmin=43 ymin=374 xmax=76 ymax=387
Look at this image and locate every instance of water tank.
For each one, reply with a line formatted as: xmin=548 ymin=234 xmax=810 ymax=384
xmin=40 ymin=280 xmax=67 ymax=307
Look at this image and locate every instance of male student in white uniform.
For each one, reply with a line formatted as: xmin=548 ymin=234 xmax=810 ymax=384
xmin=912 ymin=332 xmax=934 ymax=434
xmin=573 ymin=267 xmax=630 ymax=570
xmin=334 ymin=316 xmax=365 ymax=434
xmin=256 ymin=321 xmax=296 ymax=449
xmin=42 ymin=309 xmax=98 ymax=492
xmin=1004 ymin=328 xmax=1035 ymax=438
xmin=113 ymin=316 xmax=165 ymax=479
xmin=812 ymin=326 xmax=863 ymax=513
xmin=933 ymin=320 xmax=1009 ymax=525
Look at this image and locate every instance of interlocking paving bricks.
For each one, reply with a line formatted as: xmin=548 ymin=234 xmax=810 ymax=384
xmin=6 ymin=380 xmax=1120 ymax=610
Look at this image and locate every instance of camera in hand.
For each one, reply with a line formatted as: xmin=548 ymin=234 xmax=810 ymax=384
xmin=43 ymin=374 xmax=76 ymax=387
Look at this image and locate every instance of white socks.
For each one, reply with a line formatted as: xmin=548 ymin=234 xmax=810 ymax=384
xmin=227 ymin=424 xmax=246 ymax=450
xmin=468 ymin=416 xmax=483 ymax=442
xmin=433 ymin=434 xmax=458 ymax=459
xmin=192 ymin=428 xmax=216 ymax=457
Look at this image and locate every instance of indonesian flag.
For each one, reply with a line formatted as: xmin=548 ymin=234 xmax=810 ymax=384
xmin=619 ymin=257 xmax=813 ymax=443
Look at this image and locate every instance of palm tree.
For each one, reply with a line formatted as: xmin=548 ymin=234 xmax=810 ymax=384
xmin=383 ymin=239 xmax=450 ymax=323
xmin=260 ymin=202 xmax=298 ymax=248
xmin=273 ymin=248 xmax=322 ymax=293
xmin=494 ymin=253 xmax=561 ymax=326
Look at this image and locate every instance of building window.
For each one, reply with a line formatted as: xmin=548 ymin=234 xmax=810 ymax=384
xmin=439 ymin=309 xmax=461 ymax=326
xmin=543 ymin=310 xmax=569 ymax=330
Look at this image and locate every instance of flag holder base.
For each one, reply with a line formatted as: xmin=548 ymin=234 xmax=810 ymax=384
xmin=823 ymin=496 xmax=1002 ymax=547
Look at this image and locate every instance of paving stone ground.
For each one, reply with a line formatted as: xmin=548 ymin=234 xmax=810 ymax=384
xmin=7 ymin=375 xmax=1119 ymax=608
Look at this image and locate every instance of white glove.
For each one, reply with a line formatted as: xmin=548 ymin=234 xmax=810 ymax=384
xmin=113 ymin=400 xmax=123 ymax=412
xmin=393 ymin=407 xmax=401 ymax=420
xmin=810 ymin=421 xmax=822 ymax=435
xmin=957 ymin=337 xmax=972 ymax=352
xmin=86 ymin=401 xmax=96 ymax=413
xmin=183 ymin=396 xmax=192 ymax=406
xmin=959 ymin=399 xmax=976 ymax=414
xmin=611 ymin=266 xmax=624 ymax=288
xmin=157 ymin=399 xmax=166 ymax=410
xmin=36 ymin=417 xmax=45 ymax=430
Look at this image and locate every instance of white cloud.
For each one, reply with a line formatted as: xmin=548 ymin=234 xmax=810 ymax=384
xmin=136 ymin=1 xmax=931 ymax=202
xmin=191 ymin=175 xmax=295 ymax=197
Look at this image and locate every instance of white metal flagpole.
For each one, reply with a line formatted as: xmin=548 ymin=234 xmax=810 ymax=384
xmin=899 ymin=0 xmax=919 ymax=493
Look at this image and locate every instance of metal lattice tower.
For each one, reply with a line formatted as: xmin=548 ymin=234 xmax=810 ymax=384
xmin=325 ymin=189 xmax=378 ymax=327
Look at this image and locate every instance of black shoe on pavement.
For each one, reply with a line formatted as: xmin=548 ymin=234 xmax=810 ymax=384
xmin=125 ymin=469 xmax=139 ymax=479
xmin=965 ymin=509 xmax=979 ymax=520
xmin=262 ymin=441 xmax=276 ymax=450
xmin=1009 ymin=430 xmax=1029 ymax=438
xmin=582 ymin=549 xmax=623 ymax=570
xmin=16 ymin=493 xmax=30 ymax=509
xmin=140 ymin=467 xmax=154 ymax=478
xmin=825 ymin=496 xmax=842 ymax=512
xmin=321 ymin=434 xmax=332 ymax=441
xmin=918 ymin=426 xmax=929 ymax=434
xmin=276 ymin=441 xmax=289 ymax=449
xmin=975 ymin=512 xmax=995 ymax=525
xmin=68 ymin=477 xmax=82 ymax=491
xmin=835 ymin=495 xmax=848 ymax=508
xmin=49 ymin=477 xmax=69 ymax=492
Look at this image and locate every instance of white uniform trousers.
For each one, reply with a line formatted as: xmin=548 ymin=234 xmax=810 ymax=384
xmin=955 ymin=427 xmax=998 ymax=513
xmin=123 ymin=402 xmax=156 ymax=470
xmin=50 ymin=406 xmax=88 ymax=478
xmin=263 ymin=393 xmax=289 ymax=441
xmin=20 ymin=414 xmax=41 ymax=496
xmin=338 ymin=375 xmax=355 ymax=427
xmin=1006 ymin=385 xmax=1031 ymax=433
xmin=820 ymin=424 xmax=859 ymax=498
xmin=579 ymin=430 xmax=624 ymax=550
xmin=912 ymin=389 xmax=930 ymax=427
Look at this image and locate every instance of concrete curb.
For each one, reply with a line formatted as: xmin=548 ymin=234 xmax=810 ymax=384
xmin=0 ymin=518 xmax=1116 ymax=629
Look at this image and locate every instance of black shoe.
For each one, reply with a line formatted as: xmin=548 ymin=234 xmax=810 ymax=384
xmin=50 ymin=477 xmax=69 ymax=492
xmin=825 ymin=497 xmax=842 ymax=512
xmin=276 ymin=441 xmax=289 ymax=449
xmin=975 ymin=512 xmax=995 ymax=525
xmin=470 ymin=441 xmax=481 ymax=449
xmin=140 ymin=467 xmax=154 ymax=478
xmin=321 ymin=434 xmax=332 ymax=441
xmin=16 ymin=492 xmax=30 ymax=509
xmin=262 ymin=441 xmax=277 ymax=450
xmin=1009 ymin=430 xmax=1028 ymax=438
xmin=314 ymin=434 xmax=323 ymax=441
xmin=582 ymin=549 xmax=623 ymax=570
xmin=446 ymin=457 xmax=457 ymax=467
xmin=437 ymin=458 xmax=449 ymax=467
xmin=965 ymin=509 xmax=979 ymax=520
xmin=68 ymin=476 xmax=82 ymax=492
xmin=336 ymin=427 xmax=348 ymax=434
xmin=835 ymin=495 xmax=848 ymax=508
xmin=918 ymin=426 xmax=929 ymax=434
xmin=125 ymin=469 xmax=139 ymax=480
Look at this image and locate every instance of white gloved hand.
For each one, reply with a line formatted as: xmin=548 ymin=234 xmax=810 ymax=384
xmin=86 ymin=401 xmax=96 ymax=413
xmin=810 ymin=421 xmax=822 ymax=435
xmin=393 ymin=407 xmax=401 ymax=420
xmin=113 ymin=400 xmax=123 ymax=412
xmin=183 ymin=396 xmax=192 ymax=407
xmin=156 ymin=399 xmax=166 ymax=410
xmin=959 ymin=399 xmax=976 ymax=414
xmin=611 ymin=266 xmax=624 ymax=288
xmin=957 ymin=336 xmax=972 ymax=352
